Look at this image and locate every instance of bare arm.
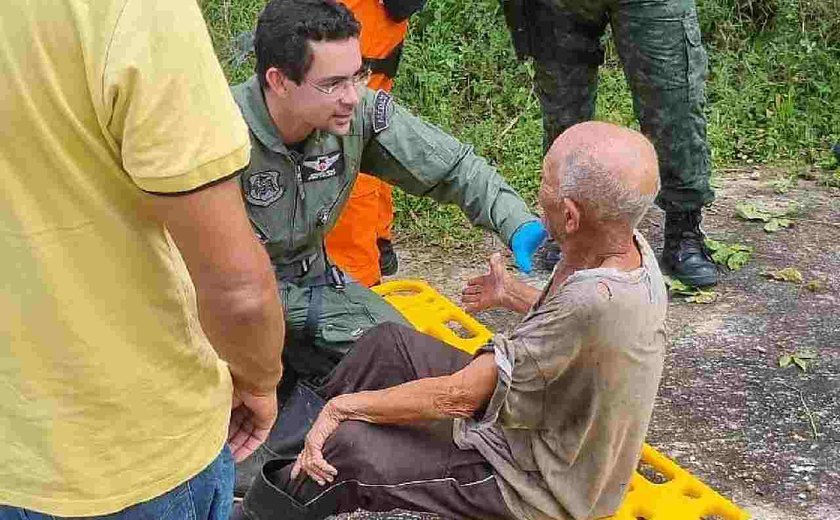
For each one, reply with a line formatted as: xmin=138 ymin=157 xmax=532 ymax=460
xmin=146 ymin=178 xmax=284 ymax=394
xmin=500 ymin=278 xmax=542 ymax=314
xmin=146 ymin=178 xmax=285 ymax=461
xmin=462 ymin=253 xmax=542 ymax=314
xmin=292 ymin=353 xmax=499 ymax=484
xmin=334 ymin=351 xmax=498 ymax=424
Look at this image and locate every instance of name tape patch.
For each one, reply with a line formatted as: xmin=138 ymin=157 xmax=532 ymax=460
xmin=372 ymin=89 xmax=392 ymax=134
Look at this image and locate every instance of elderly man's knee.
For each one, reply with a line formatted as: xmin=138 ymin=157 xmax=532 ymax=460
xmin=324 ymin=421 xmax=394 ymax=482
xmin=354 ymin=321 xmax=411 ymax=356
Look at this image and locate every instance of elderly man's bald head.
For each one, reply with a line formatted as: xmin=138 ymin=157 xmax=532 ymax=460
xmin=542 ymin=121 xmax=659 ymax=227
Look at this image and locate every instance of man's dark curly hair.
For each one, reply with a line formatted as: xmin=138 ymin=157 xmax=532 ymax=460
xmin=255 ymin=0 xmax=361 ymax=89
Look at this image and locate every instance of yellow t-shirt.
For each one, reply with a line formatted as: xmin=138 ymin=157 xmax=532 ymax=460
xmin=0 ymin=0 xmax=250 ymax=515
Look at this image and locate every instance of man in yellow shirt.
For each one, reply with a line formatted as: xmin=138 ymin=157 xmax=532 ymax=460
xmin=0 ymin=0 xmax=285 ymax=518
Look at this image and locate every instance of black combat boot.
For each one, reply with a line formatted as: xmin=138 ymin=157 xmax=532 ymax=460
xmin=377 ymin=238 xmax=398 ymax=276
xmin=661 ymin=209 xmax=719 ymax=287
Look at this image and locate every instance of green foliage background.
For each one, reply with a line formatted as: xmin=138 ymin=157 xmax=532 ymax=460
xmin=200 ymin=0 xmax=840 ymax=244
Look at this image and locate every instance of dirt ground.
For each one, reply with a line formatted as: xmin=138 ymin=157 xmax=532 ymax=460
xmin=347 ymin=169 xmax=838 ymax=520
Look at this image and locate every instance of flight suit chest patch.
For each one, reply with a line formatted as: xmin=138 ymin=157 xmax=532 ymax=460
xmin=245 ymin=170 xmax=285 ymax=207
xmin=302 ymin=151 xmax=344 ymax=182
xmin=372 ymin=89 xmax=392 ymax=134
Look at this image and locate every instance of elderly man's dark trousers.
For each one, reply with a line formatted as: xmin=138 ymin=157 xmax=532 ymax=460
xmin=238 ymin=323 xmax=512 ymax=520
xmin=521 ymin=0 xmax=715 ymax=213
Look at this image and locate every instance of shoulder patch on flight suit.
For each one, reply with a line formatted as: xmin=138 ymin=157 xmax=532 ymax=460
xmin=372 ymin=89 xmax=393 ymax=134
xmin=245 ymin=170 xmax=285 ymax=206
xmin=302 ymin=151 xmax=343 ymax=182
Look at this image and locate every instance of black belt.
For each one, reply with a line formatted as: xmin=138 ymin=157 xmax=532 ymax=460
xmin=277 ymin=257 xmax=346 ymax=352
xmin=274 ymin=253 xmax=324 ymax=283
xmin=364 ymin=41 xmax=404 ymax=79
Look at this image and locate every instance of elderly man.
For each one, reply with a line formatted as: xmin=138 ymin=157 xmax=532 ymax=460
xmin=236 ymin=121 xmax=668 ymax=520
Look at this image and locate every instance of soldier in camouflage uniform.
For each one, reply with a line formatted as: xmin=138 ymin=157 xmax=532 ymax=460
xmin=504 ymin=0 xmax=718 ymax=286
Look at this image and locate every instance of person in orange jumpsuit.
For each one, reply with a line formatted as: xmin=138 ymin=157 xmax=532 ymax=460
xmin=325 ymin=0 xmax=425 ymax=287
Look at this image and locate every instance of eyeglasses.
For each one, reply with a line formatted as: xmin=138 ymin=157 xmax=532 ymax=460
xmin=306 ymin=67 xmax=372 ymax=96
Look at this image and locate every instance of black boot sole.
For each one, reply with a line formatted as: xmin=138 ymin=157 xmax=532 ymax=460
xmin=671 ymin=271 xmax=719 ymax=288
xmin=660 ymin=260 xmax=719 ymax=288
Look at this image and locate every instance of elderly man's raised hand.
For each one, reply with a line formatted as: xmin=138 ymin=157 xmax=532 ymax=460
xmin=228 ymin=386 xmax=278 ymax=462
xmin=461 ymin=253 xmax=511 ymax=312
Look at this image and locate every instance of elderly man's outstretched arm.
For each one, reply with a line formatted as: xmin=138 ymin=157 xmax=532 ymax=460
xmin=291 ymin=351 xmax=498 ymax=485
xmin=461 ymin=253 xmax=543 ymax=314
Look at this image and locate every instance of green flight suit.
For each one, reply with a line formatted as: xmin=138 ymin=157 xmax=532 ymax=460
xmin=232 ymin=76 xmax=537 ymax=382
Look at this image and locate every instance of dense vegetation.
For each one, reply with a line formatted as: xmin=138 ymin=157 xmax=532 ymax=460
xmin=201 ymin=0 xmax=840 ymax=244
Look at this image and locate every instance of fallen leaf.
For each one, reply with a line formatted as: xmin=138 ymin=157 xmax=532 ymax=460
xmin=665 ymin=276 xmax=718 ymax=303
xmin=776 ymin=217 xmax=793 ymax=227
xmin=779 ymin=354 xmax=793 ymax=368
xmin=665 ymin=276 xmax=692 ymax=293
xmin=736 ymin=202 xmax=771 ymax=222
xmin=728 ymin=251 xmax=752 ymax=271
xmin=687 ymin=291 xmax=719 ymax=304
xmin=763 ymin=217 xmax=793 ymax=233
xmin=705 ymin=238 xmax=724 ymax=251
xmin=792 ymin=357 xmax=810 ymax=372
xmin=764 ymin=267 xmax=804 ymax=283
xmin=764 ymin=219 xmax=781 ymax=232
xmin=711 ymin=248 xmax=731 ymax=265
xmin=806 ymin=279 xmax=827 ymax=292
xmin=704 ymin=238 xmax=753 ymax=271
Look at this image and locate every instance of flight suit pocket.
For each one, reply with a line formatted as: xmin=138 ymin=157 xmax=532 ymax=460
xmin=320 ymin=320 xmax=368 ymax=344
xmin=683 ymin=14 xmax=708 ymax=102
xmin=317 ymin=285 xmax=380 ymax=347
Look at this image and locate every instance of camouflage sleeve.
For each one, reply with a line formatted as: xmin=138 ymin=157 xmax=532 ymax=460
xmin=358 ymin=89 xmax=537 ymax=246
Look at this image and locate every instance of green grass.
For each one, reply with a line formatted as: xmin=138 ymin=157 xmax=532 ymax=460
xmin=200 ymin=0 xmax=840 ymax=244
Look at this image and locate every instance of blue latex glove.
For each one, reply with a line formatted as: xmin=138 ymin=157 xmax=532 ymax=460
xmin=510 ymin=220 xmax=548 ymax=274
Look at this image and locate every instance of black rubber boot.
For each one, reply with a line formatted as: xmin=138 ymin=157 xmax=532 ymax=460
xmin=377 ymin=238 xmax=398 ymax=276
xmin=661 ymin=210 xmax=719 ymax=287
xmin=234 ymin=458 xmax=312 ymax=520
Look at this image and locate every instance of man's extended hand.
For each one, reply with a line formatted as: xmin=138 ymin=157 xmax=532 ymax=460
xmin=228 ymin=386 xmax=278 ymax=462
xmin=291 ymin=401 xmax=343 ymax=486
xmin=510 ymin=220 xmax=548 ymax=274
xmin=462 ymin=253 xmax=511 ymax=312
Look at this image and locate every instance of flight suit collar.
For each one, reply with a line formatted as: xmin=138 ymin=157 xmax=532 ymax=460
xmin=234 ymin=75 xmax=325 ymax=154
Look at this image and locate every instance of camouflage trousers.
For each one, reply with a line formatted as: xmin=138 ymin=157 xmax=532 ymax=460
xmin=515 ymin=0 xmax=715 ymax=212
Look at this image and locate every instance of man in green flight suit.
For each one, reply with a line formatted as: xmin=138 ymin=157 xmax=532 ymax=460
xmin=503 ymin=0 xmax=719 ymax=287
xmin=231 ymin=0 xmax=547 ymax=493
